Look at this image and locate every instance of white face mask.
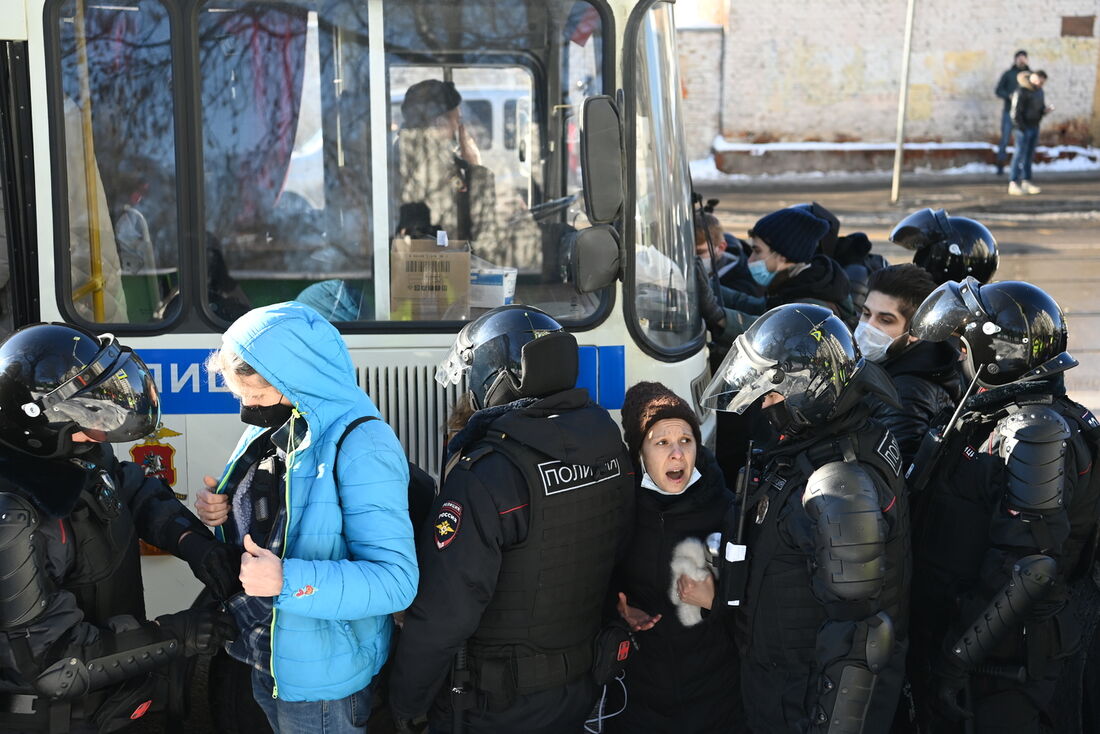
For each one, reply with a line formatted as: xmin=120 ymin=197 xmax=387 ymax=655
xmin=639 ymin=457 xmax=703 ymax=496
xmin=698 ymin=256 xmax=713 ymax=275
xmin=854 ymin=321 xmax=897 ymax=363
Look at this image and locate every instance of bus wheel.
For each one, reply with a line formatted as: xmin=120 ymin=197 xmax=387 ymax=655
xmin=208 ymin=649 xmax=272 ymax=734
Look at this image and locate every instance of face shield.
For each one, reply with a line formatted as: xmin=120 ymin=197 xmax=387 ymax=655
xmin=24 ymin=336 xmax=160 ymax=443
xmin=910 ymin=278 xmax=985 ymax=343
xmin=700 ymin=334 xmax=783 ymax=414
xmin=435 ymin=340 xmax=472 ymax=389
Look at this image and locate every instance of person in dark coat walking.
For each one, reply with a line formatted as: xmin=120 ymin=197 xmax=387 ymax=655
xmin=603 ymin=382 xmax=742 ymax=734
xmin=995 ymin=50 xmax=1030 ymax=174
xmin=856 ymin=264 xmax=962 ymax=462
xmin=1008 ymin=69 xmax=1050 ymax=195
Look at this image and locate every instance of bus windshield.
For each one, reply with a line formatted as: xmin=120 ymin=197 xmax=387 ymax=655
xmin=49 ymin=0 xmax=607 ymax=329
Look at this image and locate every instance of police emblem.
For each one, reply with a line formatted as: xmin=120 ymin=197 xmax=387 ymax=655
xmin=435 ymin=500 xmax=463 ymax=550
xmin=754 ymin=496 xmax=769 ymax=524
xmin=130 ymin=425 xmax=182 ymax=493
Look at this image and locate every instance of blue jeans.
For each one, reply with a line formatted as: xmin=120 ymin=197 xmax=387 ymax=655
xmin=997 ymin=107 xmax=1013 ymax=163
xmin=1009 ymin=126 xmax=1039 ymax=182
xmin=252 ymin=669 xmax=372 ymax=733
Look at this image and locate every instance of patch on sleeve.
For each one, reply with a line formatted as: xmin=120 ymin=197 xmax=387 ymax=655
xmin=876 ymin=433 xmax=903 ymax=477
xmin=294 ymin=585 xmax=316 ymax=598
xmin=434 ymin=500 xmax=463 ymax=550
xmin=1084 ymin=409 xmax=1100 ymax=430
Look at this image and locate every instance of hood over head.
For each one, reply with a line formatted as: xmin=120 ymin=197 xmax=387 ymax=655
xmin=490 ymin=388 xmax=625 ymax=466
xmin=220 ymin=301 xmax=365 ymax=430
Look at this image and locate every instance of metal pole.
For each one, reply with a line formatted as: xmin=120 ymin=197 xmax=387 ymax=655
xmin=890 ymin=0 xmax=917 ymax=204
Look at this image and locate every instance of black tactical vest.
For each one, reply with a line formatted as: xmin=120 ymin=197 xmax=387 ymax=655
xmin=63 ymin=473 xmax=146 ymax=625
xmin=741 ymin=422 xmax=910 ymax=668
xmin=462 ymin=431 xmax=631 ymax=695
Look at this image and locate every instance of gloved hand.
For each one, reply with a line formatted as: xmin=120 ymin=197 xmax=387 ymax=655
xmin=155 ymin=608 xmax=237 ymax=657
xmin=178 ymin=531 xmax=243 ymax=602
xmin=693 ymin=257 xmax=726 ymax=334
xmin=931 ymin=648 xmax=973 ymax=722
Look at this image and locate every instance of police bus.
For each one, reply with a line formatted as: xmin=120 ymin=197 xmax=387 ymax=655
xmin=0 ymin=0 xmax=706 ymax=632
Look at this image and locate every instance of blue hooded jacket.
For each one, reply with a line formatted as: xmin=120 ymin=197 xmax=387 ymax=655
xmin=215 ymin=301 xmax=417 ymax=701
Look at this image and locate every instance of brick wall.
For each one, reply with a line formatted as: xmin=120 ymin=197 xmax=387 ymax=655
xmin=679 ymin=1 xmax=1100 ymax=153
xmin=677 ymin=27 xmax=724 ymax=160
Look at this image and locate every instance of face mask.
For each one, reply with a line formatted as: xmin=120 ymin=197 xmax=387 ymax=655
xmin=639 ymin=457 xmax=703 ymax=496
xmin=748 ymin=259 xmax=775 ymax=286
xmin=854 ymin=321 xmax=896 ymax=363
xmin=761 ymin=400 xmax=798 ymax=435
xmin=240 ymin=402 xmax=293 ymax=428
xmin=699 ymin=256 xmax=713 ymax=275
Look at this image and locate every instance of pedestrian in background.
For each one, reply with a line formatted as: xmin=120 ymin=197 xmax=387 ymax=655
xmin=994 ymin=50 xmax=1029 ymax=175
xmin=1008 ymin=69 xmax=1050 ymax=196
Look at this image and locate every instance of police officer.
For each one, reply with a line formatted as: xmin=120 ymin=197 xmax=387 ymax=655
xmin=388 ymin=305 xmax=634 ymax=733
xmin=0 ymin=324 xmax=237 ymax=733
xmin=701 ymin=303 xmax=910 ymax=733
xmin=890 ymin=208 xmax=1000 ymax=285
xmin=904 ymin=278 xmax=1100 ymax=733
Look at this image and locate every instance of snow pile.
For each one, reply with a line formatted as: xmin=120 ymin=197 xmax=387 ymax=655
xmin=694 ymin=139 xmax=1100 ymax=183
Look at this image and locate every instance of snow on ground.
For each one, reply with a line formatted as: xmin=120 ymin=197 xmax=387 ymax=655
xmin=692 ymin=140 xmax=1100 ymax=184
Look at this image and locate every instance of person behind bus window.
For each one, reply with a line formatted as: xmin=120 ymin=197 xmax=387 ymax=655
xmin=0 ymin=323 xmax=237 ymax=733
xmin=194 ymin=301 xmax=417 ymax=733
xmin=395 ymin=79 xmax=497 ymax=245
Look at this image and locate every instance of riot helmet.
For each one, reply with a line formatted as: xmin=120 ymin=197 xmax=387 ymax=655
xmin=436 ymin=305 xmax=578 ymax=409
xmin=0 ymin=324 xmax=160 ymax=458
xmin=910 ymin=277 xmax=1075 ymax=388
xmin=890 ymin=208 xmax=998 ymax=284
xmin=701 ymin=303 xmax=862 ymax=432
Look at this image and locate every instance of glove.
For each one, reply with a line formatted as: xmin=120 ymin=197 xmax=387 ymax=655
xmin=156 ymin=608 xmax=237 ymax=657
xmin=693 ymin=257 xmax=726 ymax=333
xmin=178 ymin=531 xmax=243 ymax=602
xmin=931 ymin=648 xmax=973 ymax=722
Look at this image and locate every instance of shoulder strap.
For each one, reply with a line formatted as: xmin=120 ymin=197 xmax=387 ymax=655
xmin=334 ymin=416 xmax=380 ymax=487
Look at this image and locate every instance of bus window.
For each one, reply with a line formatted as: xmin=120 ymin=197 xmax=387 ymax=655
xmin=629 ymin=2 xmax=701 ymax=355
xmin=52 ymin=0 xmax=180 ymax=326
xmin=0 ymin=176 xmax=12 ymax=339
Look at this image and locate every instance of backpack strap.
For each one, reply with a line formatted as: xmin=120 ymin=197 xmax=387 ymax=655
xmin=334 ymin=416 xmax=379 ymax=487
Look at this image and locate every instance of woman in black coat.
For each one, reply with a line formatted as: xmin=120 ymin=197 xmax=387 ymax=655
xmin=604 ymin=382 xmax=743 ymax=734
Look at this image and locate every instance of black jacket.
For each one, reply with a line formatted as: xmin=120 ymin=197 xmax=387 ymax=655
xmin=996 ymin=63 xmax=1028 ymax=109
xmin=870 ymin=340 xmax=962 ymax=462
xmin=606 ymin=447 xmax=740 ymax=733
xmin=0 ymin=444 xmax=209 ymax=728
xmin=389 ymin=388 xmax=634 ymax=733
xmin=1011 ymin=72 xmax=1046 ymax=129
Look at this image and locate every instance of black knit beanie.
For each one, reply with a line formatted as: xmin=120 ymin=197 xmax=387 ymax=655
xmin=750 ymin=207 xmax=830 ymax=264
xmin=621 ymin=381 xmax=702 ymax=460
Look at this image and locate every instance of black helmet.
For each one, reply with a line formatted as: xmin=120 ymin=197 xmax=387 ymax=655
xmin=700 ymin=303 xmax=862 ymax=430
xmin=0 ymin=324 xmax=160 ymax=458
xmin=890 ymin=208 xmax=998 ymax=284
xmin=910 ymin=277 xmax=1075 ymax=388
xmin=435 ymin=305 xmax=578 ymax=409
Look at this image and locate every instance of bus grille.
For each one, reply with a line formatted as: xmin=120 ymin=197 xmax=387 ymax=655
xmin=362 ymin=359 xmax=466 ymax=480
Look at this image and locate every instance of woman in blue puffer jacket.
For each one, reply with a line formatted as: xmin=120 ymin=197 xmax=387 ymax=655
xmin=195 ymin=301 xmax=417 ymax=733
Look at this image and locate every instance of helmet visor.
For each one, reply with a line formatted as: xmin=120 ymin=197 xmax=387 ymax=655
xmin=910 ymin=280 xmax=976 ymax=342
xmin=435 ymin=341 xmax=471 ymax=388
xmin=48 ymin=350 xmax=160 ymax=443
xmin=700 ymin=334 xmax=781 ymax=413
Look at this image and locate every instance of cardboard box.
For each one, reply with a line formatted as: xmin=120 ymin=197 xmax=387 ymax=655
xmin=390 ymin=237 xmax=471 ymax=320
xmin=469 ymin=256 xmax=518 ymax=309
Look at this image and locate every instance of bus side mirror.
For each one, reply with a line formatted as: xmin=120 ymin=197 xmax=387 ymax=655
xmin=580 ymin=95 xmax=624 ymax=225
xmin=564 ymin=225 xmax=621 ymax=294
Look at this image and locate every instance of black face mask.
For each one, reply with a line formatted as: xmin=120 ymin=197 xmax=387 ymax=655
xmin=761 ymin=401 xmax=798 ymax=436
xmin=240 ymin=403 xmax=293 ymax=428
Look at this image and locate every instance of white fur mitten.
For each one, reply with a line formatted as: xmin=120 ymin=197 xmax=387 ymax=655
xmin=669 ymin=537 xmax=713 ymax=627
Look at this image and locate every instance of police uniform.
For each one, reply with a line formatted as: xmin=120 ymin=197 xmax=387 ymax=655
xmin=389 ymin=388 xmax=634 ymax=733
xmin=904 ymin=277 xmax=1100 ymax=733
xmin=0 ymin=444 xmax=217 ymax=733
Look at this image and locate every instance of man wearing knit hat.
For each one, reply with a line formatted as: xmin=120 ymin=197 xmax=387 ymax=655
xmin=698 ymin=206 xmax=855 ymax=345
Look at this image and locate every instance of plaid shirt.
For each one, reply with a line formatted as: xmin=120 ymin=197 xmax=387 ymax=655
xmin=224 ymin=444 xmax=289 ymax=674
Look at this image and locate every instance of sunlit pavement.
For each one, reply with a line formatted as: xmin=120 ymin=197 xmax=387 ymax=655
xmin=699 ymin=169 xmax=1100 ymax=411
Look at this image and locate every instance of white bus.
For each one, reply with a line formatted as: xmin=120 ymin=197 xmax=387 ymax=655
xmin=0 ymin=0 xmax=705 ymax=721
